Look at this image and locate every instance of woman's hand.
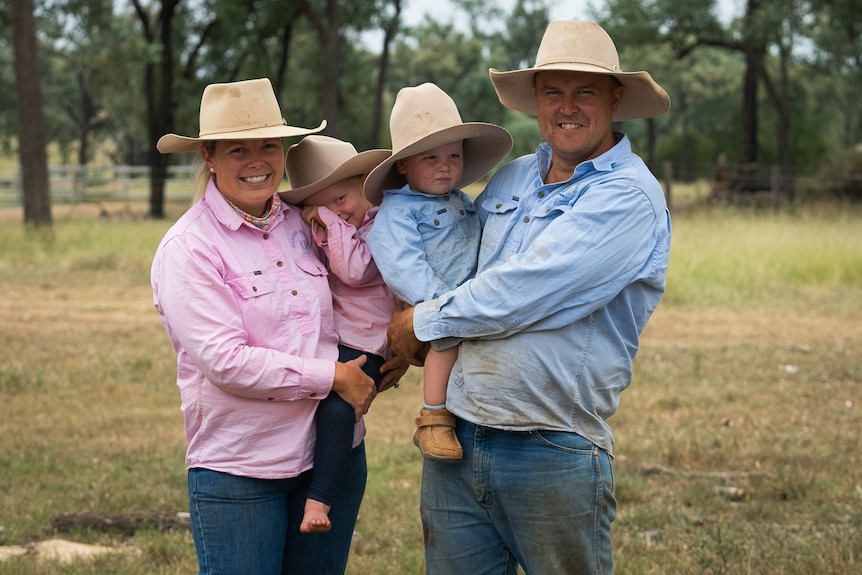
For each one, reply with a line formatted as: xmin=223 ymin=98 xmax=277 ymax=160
xmin=377 ymin=354 xmax=410 ymax=392
xmin=332 ymin=356 xmax=376 ymax=422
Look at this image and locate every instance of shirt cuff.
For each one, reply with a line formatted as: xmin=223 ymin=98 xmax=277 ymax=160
xmin=300 ymin=357 xmax=336 ymax=400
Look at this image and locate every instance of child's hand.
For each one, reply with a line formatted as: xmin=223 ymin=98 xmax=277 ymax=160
xmin=301 ymin=206 xmax=327 ymax=231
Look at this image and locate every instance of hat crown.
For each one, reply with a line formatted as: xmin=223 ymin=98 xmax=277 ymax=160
xmin=198 ymin=78 xmax=287 ymax=137
xmin=389 ymin=83 xmax=465 ymax=153
xmin=534 ymin=20 xmax=621 ymax=73
xmin=286 ymin=136 xmax=360 ymax=189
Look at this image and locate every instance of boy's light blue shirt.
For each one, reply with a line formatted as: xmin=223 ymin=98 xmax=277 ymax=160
xmin=367 ymin=186 xmax=480 ymax=306
xmin=413 ymin=134 xmax=672 ymax=455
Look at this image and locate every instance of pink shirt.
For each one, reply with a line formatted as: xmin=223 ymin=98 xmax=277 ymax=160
xmin=312 ymin=206 xmax=399 ymax=358
xmin=151 ymin=182 xmax=365 ymax=479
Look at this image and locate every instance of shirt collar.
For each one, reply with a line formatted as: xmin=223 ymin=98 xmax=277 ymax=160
xmin=537 ymin=132 xmax=630 ymax=182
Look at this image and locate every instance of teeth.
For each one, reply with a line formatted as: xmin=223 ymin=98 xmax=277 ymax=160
xmin=561 ymin=123 xmax=580 ymax=129
xmin=244 ymin=175 xmax=267 ymax=184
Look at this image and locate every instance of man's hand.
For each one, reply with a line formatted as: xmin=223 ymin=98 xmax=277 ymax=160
xmin=387 ymin=303 xmax=427 ymax=366
xmin=332 ymin=356 xmax=376 ymax=422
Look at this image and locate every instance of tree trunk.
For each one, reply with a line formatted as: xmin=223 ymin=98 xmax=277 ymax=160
xmin=11 ymin=0 xmax=52 ymax=227
xmin=370 ymin=0 xmax=401 ymax=149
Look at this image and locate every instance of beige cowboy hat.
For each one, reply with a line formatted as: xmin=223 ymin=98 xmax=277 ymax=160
xmin=156 ymin=78 xmax=326 ymax=154
xmin=280 ymin=135 xmax=392 ymax=204
xmin=364 ymin=82 xmax=513 ymax=205
xmin=489 ymin=20 xmax=670 ymax=121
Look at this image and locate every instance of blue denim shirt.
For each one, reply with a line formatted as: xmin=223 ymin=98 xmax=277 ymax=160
xmin=367 ymin=186 xmax=480 ymax=306
xmin=413 ymin=134 xmax=672 ymax=455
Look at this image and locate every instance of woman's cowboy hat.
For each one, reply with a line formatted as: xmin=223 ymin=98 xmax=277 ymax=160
xmin=364 ymin=83 xmax=513 ymax=205
xmin=281 ymin=135 xmax=391 ymax=204
xmin=156 ymin=78 xmax=326 ymax=154
xmin=489 ymin=20 xmax=670 ymax=121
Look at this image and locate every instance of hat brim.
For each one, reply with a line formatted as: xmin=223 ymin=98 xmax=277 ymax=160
xmin=489 ymin=66 xmax=670 ymax=121
xmin=156 ymin=120 xmax=327 ymax=154
xmin=364 ymin=123 xmax=513 ymax=205
xmin=279 ymin=149 xmax=392 ymax=205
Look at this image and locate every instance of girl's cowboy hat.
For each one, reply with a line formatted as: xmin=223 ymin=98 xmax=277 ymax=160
xmin=489 ymin=20 xmax=670 ymax=121
xmin=363 ymin=83 xmax=513 ymax=205
xmin=281 ymin=135 xmax=391 ymax=204
xmin=156 ymin=78 xmax=326 ymax=154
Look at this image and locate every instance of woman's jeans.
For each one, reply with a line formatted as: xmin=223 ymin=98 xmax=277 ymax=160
xmin=421 ymin=421 xmax=616 ymax=575
xmin=188 ymin=441 xmax=367 ymax=575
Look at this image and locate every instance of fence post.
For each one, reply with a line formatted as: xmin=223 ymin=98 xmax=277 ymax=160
xmin=771 ymin=165 xmax=780 ymax=215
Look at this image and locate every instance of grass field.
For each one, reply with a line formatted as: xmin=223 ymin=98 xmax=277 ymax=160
xmin=0 ymin=198 xmax=860 ymax=574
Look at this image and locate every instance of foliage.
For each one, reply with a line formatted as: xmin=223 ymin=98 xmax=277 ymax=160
xmin=0 ymin=0 xmax=860 ymax=203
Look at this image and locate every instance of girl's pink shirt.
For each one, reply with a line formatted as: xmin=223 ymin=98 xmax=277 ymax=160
xmin=151 ymin=182 xmax=365 ymax=479
xmin=312 ymin=206 xmax=399 ymax=358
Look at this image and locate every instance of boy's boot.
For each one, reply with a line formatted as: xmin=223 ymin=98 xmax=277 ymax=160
xmin=413 ymin=408 xmax=463 ymax=462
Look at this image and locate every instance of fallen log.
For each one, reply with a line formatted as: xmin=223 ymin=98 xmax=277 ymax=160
xmin=50 ymin=511 xmax=190 ymax=535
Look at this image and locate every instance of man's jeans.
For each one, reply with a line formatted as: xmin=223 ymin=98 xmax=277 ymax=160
xmin=188 ymin=441 xmax=366 ymax=575
xmin=422 ymin=421 xmax=616 ymax=575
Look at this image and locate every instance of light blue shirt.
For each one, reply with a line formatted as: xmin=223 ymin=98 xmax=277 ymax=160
xmin=413 ymin=134 xmax=672 ymax=455
xmin=367 ymin=186 xmax=480 ymax=306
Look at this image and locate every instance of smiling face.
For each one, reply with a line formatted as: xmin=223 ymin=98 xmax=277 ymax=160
xmin=202 ymin=138 xmax=285 ymax=216
xmin=396 ymin=140 xmax=464 ymax=196
xmin=534 ymin=70 xmax=623 ymax=177
xmin=302 ymin=176 xmax=373 ymax=229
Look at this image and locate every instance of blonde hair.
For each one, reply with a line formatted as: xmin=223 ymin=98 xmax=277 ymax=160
xmin=190 ymin=142 xmax=217 ymax=205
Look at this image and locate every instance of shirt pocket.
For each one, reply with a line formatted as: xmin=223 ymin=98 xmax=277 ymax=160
xmin=225 ymin=271 xmax=276 ymax=299
xmin=294 ymin=256 xmax=329 ymax=278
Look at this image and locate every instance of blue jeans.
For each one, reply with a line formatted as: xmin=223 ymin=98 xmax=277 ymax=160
xmin=421 ymin=420 xmax=616 ymax=575
xmin=188 ymin=442 xmax=367 ymax=575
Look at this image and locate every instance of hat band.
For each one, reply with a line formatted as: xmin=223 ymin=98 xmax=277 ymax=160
xmin=537 ymin=56 xmax=619 ymax=73
xmin=199 ymin=118 xmax=288 ymax=137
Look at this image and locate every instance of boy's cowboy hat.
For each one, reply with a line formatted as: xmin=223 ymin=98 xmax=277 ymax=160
xmin=157 ymin=78 xmax=326 ymax=154
xmin=489 ymin=20 xmax=670 ymax=121
xmin=281 ymin=135 xmax=391 ymax=204
xmin=364 ymin=82 xmax=513 ymax=205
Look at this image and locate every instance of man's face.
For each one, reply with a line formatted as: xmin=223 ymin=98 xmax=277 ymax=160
xmin=534 ymin=70 xmax=623 ymax=169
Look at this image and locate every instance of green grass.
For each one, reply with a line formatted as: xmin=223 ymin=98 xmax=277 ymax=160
xmin=0 ymin=201 xmax=860 ymax=574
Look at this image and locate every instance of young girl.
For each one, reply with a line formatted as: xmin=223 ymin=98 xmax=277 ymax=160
xmin=364 ymin=83 xmax=512 ymax=462
xmin=282 ymin=135 xmax=403 ymax=533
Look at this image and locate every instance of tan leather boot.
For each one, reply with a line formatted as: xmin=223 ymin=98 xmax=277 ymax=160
xmin=413 ymin=408 xmax=463 ymax=462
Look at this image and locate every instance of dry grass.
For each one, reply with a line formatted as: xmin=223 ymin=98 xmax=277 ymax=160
xmin=0 ymin=201 xmax=860 ymax=574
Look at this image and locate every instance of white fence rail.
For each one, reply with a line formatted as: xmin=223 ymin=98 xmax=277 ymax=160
xmin=0 ymin=165 xmax=197 ymax=207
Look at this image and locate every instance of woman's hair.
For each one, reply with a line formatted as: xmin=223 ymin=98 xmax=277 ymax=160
xmin=191 ymin=141 xmax=218 ymax=205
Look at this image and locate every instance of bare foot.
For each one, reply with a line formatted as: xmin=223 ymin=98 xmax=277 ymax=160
xmin=300 ymin=498 xmax=332 ymax=533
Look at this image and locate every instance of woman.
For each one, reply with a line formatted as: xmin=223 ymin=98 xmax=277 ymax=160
xmin=151 ymin=78 xmax=400 ymax=574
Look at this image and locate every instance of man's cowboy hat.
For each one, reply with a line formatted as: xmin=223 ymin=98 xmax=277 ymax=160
xmin=364 ymin=83 xmax=513 ymax=205
xmin=489 ymin=20 xmax=670 ymax=121
xmin=281 ymin=135 xmax=391 ymax=204
xmin=157 ymin=78 xmax=326 ymax=154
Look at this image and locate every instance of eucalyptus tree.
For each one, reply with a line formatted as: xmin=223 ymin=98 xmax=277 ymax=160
xmin=10 ymin=0 xmax=51 ymax=226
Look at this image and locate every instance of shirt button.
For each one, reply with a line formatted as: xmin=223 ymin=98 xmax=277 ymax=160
xmin=267 ymin=397 xmax=274 ymax=401
xmin=263 ymin=233 xmax=270 ymax=240
xmin=459 ymin=209 xmax=465 ymax=215
xmin=252 ymin=286 xmax=258 ymax=292
xmin=277 ymin=261 xmax=283 ymax=267
xmin=538 ymin=191 xmax=545 ymax=198
xmin=291 ymin=290 xmax=298 ymax=296
xmin=310 ymin=392 xmax=317 ymax=398
xmin=523 ymin=216 xmax=530 ymax=223
xmin=496 ymin=203 xmax=502 ymax=209
xmin=434 ymin=219 xmax=440 ymax=225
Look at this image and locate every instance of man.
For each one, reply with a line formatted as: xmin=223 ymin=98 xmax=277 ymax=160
xmin=387 ymin=20 xmax=672 ymax=574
